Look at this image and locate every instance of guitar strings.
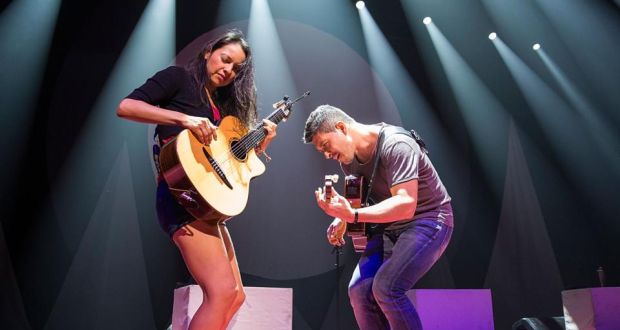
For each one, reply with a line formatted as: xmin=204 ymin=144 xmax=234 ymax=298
xmin=218 ymin=107 xmax=285 ymax=160
xmin=205 ymin=129 xmax=262 ymax=173
xmin=204 ymin=110 xmax=285 ymax=174
xmin=215 ymin=111 xmax=277 ymax=163
xmin=212 ymin=131 xmax=272 ymax=176
xmin=199 ymin=93 xmax=309 ymax=174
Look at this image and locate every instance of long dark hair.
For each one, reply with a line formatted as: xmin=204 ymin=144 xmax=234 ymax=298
xmin=187 ymin=30 xmax=257 ymax=128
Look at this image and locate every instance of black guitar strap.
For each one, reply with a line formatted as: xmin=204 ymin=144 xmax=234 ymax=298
xmin=393 ymin=127 xmax=429 ymax=154
xmin=364 ymin=125 xmax=429 ymax=206
xmin=363 ymin=128 xmax=385 ymax=207
xmin=361 ymin=125 xmax=428 ymax=237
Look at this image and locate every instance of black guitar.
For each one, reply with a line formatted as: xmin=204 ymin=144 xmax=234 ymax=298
xmin=344 ymin=174 xmax=368 ymax=253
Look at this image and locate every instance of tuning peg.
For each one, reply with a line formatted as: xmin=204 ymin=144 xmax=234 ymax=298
xmin=325 ymin=174 xmax=339 ymax=183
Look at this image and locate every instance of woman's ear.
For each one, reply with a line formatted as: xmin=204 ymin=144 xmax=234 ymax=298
xmin=203 ymin=51 xmax=211 ymax=60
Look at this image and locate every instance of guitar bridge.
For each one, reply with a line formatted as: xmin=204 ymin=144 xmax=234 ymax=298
xmin=202 ymin=146 xmax=233 ymax=189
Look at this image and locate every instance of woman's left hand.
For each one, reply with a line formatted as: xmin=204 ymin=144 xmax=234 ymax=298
xmin=256 ymin=119 xmax=277 ymax=154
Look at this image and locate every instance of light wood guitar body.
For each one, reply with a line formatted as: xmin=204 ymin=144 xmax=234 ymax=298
xmin=158 ymin=92 xmax=309 ymax=222
xmin=159 ymin=116 xmax=265 ymax=221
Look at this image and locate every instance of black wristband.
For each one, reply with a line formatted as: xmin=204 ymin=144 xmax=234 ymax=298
xmin=354 ymin=210 xmax=359 ymax=224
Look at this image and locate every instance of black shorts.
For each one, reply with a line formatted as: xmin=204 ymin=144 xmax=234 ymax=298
xmin=156 ymin=180 xmax=195 ymax=236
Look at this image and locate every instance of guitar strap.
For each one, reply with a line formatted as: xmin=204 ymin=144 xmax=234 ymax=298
xmin=390 ymin=127 xmax=429 ymax=154
xmin=358 ymin=125 xmax=429 ymax=235
xmin=363 ymin=127 xmax=385 ymax=207
xmin=364 ymin=125 xmax=429 ymax=203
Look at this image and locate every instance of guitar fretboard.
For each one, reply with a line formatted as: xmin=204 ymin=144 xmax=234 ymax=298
xmin=235 ymin=107 xmax=289 ymax=155
xmin=234 ymin=91 xmax=310 ymax=157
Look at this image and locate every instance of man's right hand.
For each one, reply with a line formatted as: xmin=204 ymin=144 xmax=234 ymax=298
xmin=327 ymin=218 xmax=346 ymax=246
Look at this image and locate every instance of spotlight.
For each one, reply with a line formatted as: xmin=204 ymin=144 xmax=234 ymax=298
xmin=356 ymin=1 xmax=365 ymax=9
xmin=488 ymin=32 xmax=497 ymax=40
xmin=423 ymin=17 xmax=432 ymax=25
xmin=532 ymin=43 xmax=541 ymax=50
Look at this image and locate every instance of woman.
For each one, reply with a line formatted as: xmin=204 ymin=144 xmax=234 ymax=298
xmin=117 ymin=30 xmax=276 ymax=330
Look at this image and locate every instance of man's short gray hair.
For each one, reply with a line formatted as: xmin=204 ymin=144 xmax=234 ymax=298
xmin=303 ymin=105 xmax=355 ymax=143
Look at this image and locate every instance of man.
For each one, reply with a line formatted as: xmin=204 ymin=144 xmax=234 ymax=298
xmin=304 ymin=105 xmax=453 ymax=330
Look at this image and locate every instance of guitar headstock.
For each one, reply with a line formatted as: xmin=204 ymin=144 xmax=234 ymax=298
xmin=272 ymin=96 xmax=290 ymax=111
xmin=324 ymin=174 xmax=339 ymax=201
xmin=271 ymin=91 xmax=311 ymax=122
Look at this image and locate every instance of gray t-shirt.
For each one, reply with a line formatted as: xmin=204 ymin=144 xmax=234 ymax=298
xmin=341 ymin=124 xmax=453 ymax=230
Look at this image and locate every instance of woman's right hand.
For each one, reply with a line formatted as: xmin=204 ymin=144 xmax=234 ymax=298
xmin=327 ymin=218 xmax=347 ymax=246
xmin=183 ymin=115 xmax=217 ymax=145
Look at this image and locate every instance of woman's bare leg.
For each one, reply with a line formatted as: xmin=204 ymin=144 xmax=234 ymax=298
xmin=219 ymin=223 xmax=246 ymax=324
xmin=173 ymin=220 xmax=239 ymax=330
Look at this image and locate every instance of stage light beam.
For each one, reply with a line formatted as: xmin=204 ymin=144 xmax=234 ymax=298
xmin=358 ymin=3 xmax=435 ymax=125
xmin=423 ymin=17 xmax=432 ymax=25
xmin=489 ymin=32 xmax=497 ymax=40
xmin=0 ymin=0 xmax=62 ymax=195
xmin=356 ymin=1 xmax=365 ymax=10
xmin=43 ymin=0 xmax=174 ymax=327
xmin=425 ymin=23 xmax=510 ymax=195
xmin=532 ymin=43 xmax=540 ymax=51
xmin=491 ymin=37 xmax=620 ymax=214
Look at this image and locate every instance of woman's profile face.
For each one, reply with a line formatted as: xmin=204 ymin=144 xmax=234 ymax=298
xmin=204 ymin=42 xmax=246 ymax=89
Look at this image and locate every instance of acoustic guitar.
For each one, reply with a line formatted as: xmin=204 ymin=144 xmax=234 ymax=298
xmin=159 ymin=92 xmax=309 ymax=221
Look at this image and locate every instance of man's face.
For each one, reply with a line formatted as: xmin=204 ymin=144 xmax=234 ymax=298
xmin=311 ymin=126 xmax=354 ymax=164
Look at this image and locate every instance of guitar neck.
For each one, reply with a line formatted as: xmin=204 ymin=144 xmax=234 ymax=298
xmin=237 ymin=91 xmax=310 ymax=155
xmin=325 ymin=182 xmax=333 ymax=201
xmin=238 ymin=107 xmax=289 ymax=153
xmin=324 ymin=174 xmax=339 ymax=202
xmin=254 ymin=107 xmax=289 ymax=141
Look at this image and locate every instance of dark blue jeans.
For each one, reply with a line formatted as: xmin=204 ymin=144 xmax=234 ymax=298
xmin=348 ymin=218 xmax=453 ymax=330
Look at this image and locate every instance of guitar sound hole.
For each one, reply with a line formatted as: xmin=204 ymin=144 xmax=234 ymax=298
xmin=230 ymin=140 xmax=247 ymax=160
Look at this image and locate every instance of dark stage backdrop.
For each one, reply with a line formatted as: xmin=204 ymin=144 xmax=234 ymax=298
xmin=1 ymin=0 xmax=619 ymax=329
